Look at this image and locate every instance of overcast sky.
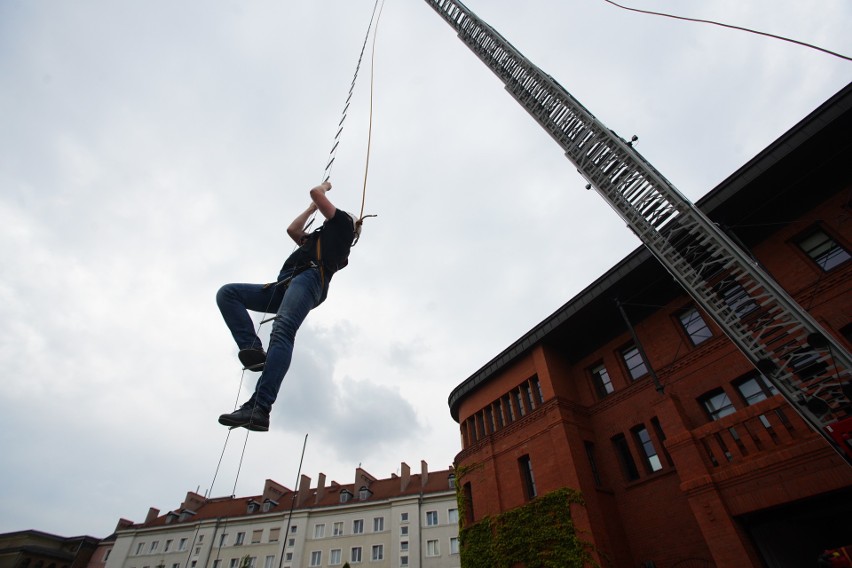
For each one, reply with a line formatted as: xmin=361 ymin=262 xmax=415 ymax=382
xmin=1 ymin=0 xmax=850 ymax=538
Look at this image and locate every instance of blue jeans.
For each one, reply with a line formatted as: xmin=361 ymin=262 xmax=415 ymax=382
xmin=216 ymin=268 xmax=325 ymax=411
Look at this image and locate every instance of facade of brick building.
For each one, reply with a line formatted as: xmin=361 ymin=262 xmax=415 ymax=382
xmin=449 ymin=84 xmax=852 ymax=568
xmin=97 ymin=462 xmax=459 ymax=568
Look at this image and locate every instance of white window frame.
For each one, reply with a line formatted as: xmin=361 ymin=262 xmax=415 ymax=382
xmin=425 ymin=510 xmax=438 ymax=526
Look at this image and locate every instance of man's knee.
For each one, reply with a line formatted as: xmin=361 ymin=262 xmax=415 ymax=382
xmin=216 ymin=283 xmax=237 ymax=306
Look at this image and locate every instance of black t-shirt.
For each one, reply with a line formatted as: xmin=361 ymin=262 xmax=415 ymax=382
xmin=276 ymin=209 xmax=355 ymax=285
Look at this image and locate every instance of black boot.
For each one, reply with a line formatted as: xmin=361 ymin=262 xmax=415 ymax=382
xmin=218 ymin=404 xmax=270 ymax=432
xmin=238 ymin=348 xmax=267 ymax=371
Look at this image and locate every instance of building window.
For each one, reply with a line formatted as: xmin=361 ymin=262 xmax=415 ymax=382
xmin=448 ymin=508 xmax=459 ymax=524
xmin=400 ymin=512 xmax=408 ymax=522
xmin=371 ymin=545 xmax=384 ymax=561
xmin=493 ymin=399 xmax=505 ymax=429
xmin=219 ymin=534 xmax=227 ymax=547
xmin=350 ymin=547 xmax=362 ymax=563
xmin=590 ymin=363 xmax=614 ymax=398
xmin=515 ymin=389 xmax=527 ymax=417
xmin=234 ymin=533 xmax=245 ymax=546
xmin=332 ymin=522 xmax=343 ymax=536
xmin=735 ymin=373 xmax=778 ymax=405
xmin=329 ymin=549 xmax=341 ymax=565
xmin=622 ymin=345 xmax=648 ymax=380
xmin=797 ymin=228 xmax=850 ymax=271
xmin=179 ymin=538 xmax=188 ymax=552
xmin=164 ymin=540 xmax=172 ymax=553
xmin=373 ymin=517 xmax=384 ymax=532
xmin=679 ymin=306 xmax=712 ymax=345
xmin=229 ymin=560 xmax=238 ymax=568
xmin=263 ymin=557 xmax=274 ymax=568
xmin=700 ymin=388 xmax=736 ymax=421
xmin=400 ymin=526 xmax=408 ymax=536
xmin=339 ymin=489 xmax=352 ymax=503
xmin=518 ymin=454 xmax=537 ymax=499
xmin=251 ymin=530 xmax=262 ymax=544
xmin=521 ymin=381 xmax=536 ymax=411
xmin=612 ymin=433 xmax=640 ymax=481
xmin=532 ymin=375 xmax=545 ymax=405
xmin=475 ymin=412 xmax=486 ymax=438
xmin=632 ymin=425 xmax=663 ymax=472
xmin=150 ymin=542 xmax=159 ymax=553
xmin=314 ymin=524 xmax=325 ymax=539
xmin=269 ymin=528 xmax=280 ymax=543
xmin=135 ymin=544 xmax=145 ymax=556
xmin=426 ymin=510 xmax=438 ymax=526
xmin=287 ymin=538 xmax=295 ymax=548
xmin=309 ymin=551 xmax=321 ymax=567
xmin=359 ymin=486 xmax=372 ymax=501
xmin=503 ymin=394 xmax=516 ymax=423
xmin=450 ymin=537 xmax=460 ymax=555
xmin=400 ymin=555 xmax=409 ymax=567
xmin=584 ymin=441 xmax=603 ymax=487
xmin=212 ymin=561 xmax=221 ymax=568
xmin=400 ymin=542 xmax=409 ymax=552
xmin=352 ymin=519 xmax=364 ymax=534
xmin=426 ymin=540 xmax=440 ymax=557
xmin=651 ymin=416 xmax=673 ymax=467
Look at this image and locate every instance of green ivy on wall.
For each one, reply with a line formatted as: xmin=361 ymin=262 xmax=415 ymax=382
xmin=457 ymin=486 xmax=598 ymax=568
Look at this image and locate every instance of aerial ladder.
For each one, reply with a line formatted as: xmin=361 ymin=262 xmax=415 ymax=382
xmin=424 ymin=0 xmax=852 ymax=465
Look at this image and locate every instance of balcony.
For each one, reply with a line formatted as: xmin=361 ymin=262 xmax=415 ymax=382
xmin=691 ymin=395 xmax=812 ymax=470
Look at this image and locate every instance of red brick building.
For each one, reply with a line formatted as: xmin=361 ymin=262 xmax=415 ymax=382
xmin=449 ymin=84 xmax=852 ymax=568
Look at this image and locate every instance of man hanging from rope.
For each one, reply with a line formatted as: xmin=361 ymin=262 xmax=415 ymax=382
xmin=216 ymin=181 xmax=360 ymax=431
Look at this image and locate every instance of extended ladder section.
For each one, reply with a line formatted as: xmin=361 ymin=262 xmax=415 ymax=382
xmin=424 ymin=0 xmax=852 ymax=464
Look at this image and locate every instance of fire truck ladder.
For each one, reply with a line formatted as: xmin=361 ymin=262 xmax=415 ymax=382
xmin=424 ymin=0 xmax=852 ymax=465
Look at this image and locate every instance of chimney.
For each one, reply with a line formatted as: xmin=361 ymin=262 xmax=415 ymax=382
xmin=181 ymin=491 xmax=205 ymax=511
xmin=296 ymin=474 xmax=312 ymax=506
xmin=400 ymin=462 xmax=411 ymax=492
xmin=421 ymin=460 xmax=429 ymax=488
xmin=315 ymin=473 xmax=326 ymax=504
xmin=144 ymin=508 xmax=160 ymax=524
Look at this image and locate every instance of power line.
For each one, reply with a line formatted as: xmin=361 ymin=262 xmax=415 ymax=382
xmin=601 ymin=0 xmax=852 ymax=62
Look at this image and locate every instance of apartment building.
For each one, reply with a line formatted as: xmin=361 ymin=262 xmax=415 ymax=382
xmin=0 ymin=531 xmax=100 ymax=568
xmin=449 ymin=84 xmax=852 ymax=568
xmin=98 ymin=462 xmax=459 ymax=568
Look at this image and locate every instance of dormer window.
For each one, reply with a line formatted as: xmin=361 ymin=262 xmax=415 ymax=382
xmin=339 ymin=490 xmax=352 ymax=504
xmin=247 ymin=500 xmax=260 ymax=514
xmin=165 ymin=511 xmax=180 ymax=524
xmin=358 ymin=486 xmax=372 ymax=501
xmin=178 ymin=509 xmax=196 ymax=522
xmin=262 ymin=499 xmax=278 ymax=512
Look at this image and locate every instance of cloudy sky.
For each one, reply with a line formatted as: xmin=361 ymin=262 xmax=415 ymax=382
xmin=1 ymin=0 xmax=850 ymax=538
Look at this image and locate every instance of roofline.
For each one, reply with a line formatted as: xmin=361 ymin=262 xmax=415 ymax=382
xmin=448 ymin=81 xmax=852 ymax=422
